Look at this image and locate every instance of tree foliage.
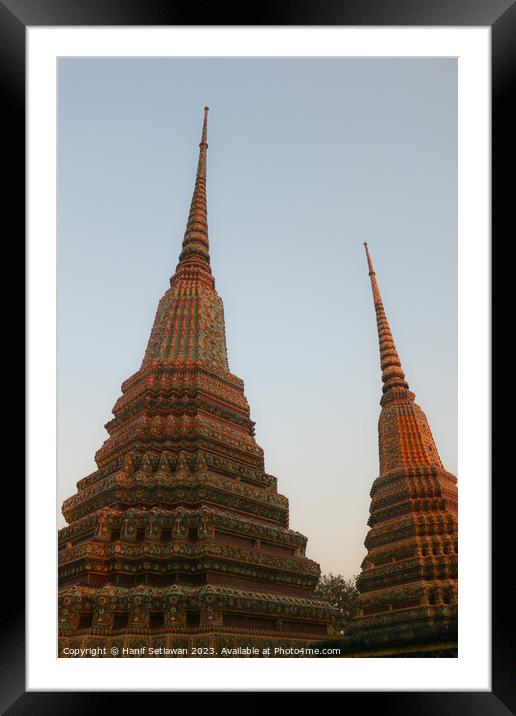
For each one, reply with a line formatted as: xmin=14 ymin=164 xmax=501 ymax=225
xmin=315 ymin=573 xmax=360 ymax=632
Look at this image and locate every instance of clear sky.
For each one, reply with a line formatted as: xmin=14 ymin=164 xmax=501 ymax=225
xmin=57 ymin=58 xmax=457 ymax=579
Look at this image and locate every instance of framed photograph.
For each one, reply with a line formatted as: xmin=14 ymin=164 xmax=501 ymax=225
xmin=5 ymin=0 xmax=509 ymax=708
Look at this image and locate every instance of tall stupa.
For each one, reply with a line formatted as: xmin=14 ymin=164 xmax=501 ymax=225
xmin=344 ymin=244 xmax=458 ymax=657
xmin=58 ymin=108 xmax=337 ymax=657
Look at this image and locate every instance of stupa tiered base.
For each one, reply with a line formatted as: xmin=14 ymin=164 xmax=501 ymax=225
xmin=58 ymin=449 xmax=337 ymax=655
xmin=59 ymin=584 xmax=335 ymax=657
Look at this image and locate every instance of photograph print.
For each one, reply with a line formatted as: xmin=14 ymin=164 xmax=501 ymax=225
xmin=57 ymin=57 xmax=458 ymax=659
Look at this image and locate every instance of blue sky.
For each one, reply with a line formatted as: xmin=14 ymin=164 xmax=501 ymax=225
xmin=58 ymin=58 xmax=457 ymax=578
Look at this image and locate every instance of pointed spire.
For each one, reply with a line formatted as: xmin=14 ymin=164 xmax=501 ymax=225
xmin=364 ymin=243 xmax=413 ymax=405
xmin=173 ymin=107 xmax=212 ymax=280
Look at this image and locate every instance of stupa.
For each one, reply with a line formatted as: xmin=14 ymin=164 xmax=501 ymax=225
xmin=58 ymin=108 xmax=337 ymax=657
xmin=344 ymin=244 xmax=458 ymax=657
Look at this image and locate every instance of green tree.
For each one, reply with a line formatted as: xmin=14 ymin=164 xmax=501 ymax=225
xmin=315 ymin=573 xmax=360 ymax=632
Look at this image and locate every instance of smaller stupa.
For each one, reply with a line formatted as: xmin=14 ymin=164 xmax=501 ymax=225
xmin=344 ymin=244 xmax=458 ymax=657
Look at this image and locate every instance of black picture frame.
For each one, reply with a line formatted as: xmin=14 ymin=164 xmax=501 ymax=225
xmin=5 ymin=0 xmax=510 ymax=710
